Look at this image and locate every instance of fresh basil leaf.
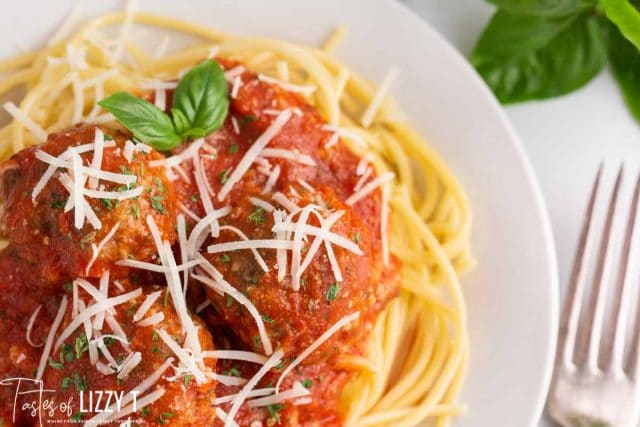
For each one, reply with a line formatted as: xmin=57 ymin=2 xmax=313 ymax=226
xmin=607 ymin=22 xmax=640 ymax=123
xmin=471 ymin=11 xmax=577 ymax=60
xmin=171 ymin=59 xmax=229 ymax=139
xmin=602 ymin=0 xmax=640 ymax=50
xmin=486 ymin=0 xmax=595 ymax=16
xmin=98 ymin=93 xmax=181 ymax=150
xmin=471 ymin=11 xmax=607 ymax=103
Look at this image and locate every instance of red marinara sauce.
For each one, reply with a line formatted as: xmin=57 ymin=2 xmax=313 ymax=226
xmin=0 ymin=248 xmax=217 ymax=425
xmin=0 ymin=124 xmax=177 ymax=288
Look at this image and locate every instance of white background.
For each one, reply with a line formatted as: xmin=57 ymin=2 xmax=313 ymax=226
xmin=403 ymin=0 xmax=640 ymax=425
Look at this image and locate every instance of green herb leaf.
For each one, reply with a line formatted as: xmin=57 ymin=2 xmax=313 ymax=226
xmin=157 ymin=412 xmax=174 ymax=425
xmin=602 ymin=0 xmax=640 ymax=50
xmin=326 ymin=282 xmax=341 ymax=302
xmin=151 ymin=196 xmax=167 ymax=215
xmin=227 ymin=366 xmax=242 ymax=377
xmin=219 ymin=168 xmax=231 ymax=184
xmin=248 ymin=207 xmax=265 ymax=224
xmin=301 ymin=379 xmax=313 ymax=388
xmin=72 ymin=370 xmax=87 ymax=392
xmin=70 ymin=412 xmax=84 ymax=422
xmin=184 ymin=375 xmax=193 ymax=386
xmin=48 ymin=357 xmax=64 ymax=370
xmin=75 ymin=334 xmax=89 ymax=359
xmin=140 ymin=406 xmax=151 ymax=417
xmin=607 ymin=21 xmax=640 ymax=123
xmin=61 ymin=376 xmax=73 ymax=390
xmin=261 ymin=314 xmax=274 ymax=323
xmin=98 ymin=92 xmax=182 ymax=150
xmin=171 ymin=59 xmax=229 ymax=139
xmin=486 ymin=0 xmax=595 ymax=16
xmin=471 ymin=10 xmax=607 ymax=103
xmin=266 ymin=404 xmax=284 ymax=423
xmin=228 ymin=143 xmax=239 ymax=154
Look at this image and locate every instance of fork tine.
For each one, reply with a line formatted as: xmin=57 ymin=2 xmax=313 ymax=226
xmin=555 ymin=164 xmax=603 ymax=369
xmin=601 ymin=170 xmax=640 ymax=371
xmin=575 ymin=165 xmax=624 ymax=371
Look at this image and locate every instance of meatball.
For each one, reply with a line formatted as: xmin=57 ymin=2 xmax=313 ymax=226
xmin=212 ymin=347 xmax=351 ymax=427
xmin=166 ymin=61 xmax=398 ymax=361
xmin=201 ymin=187 xmax=377 ymax=362
xmin=0 ymin=250 xmax=217 ymax=426
xmin=0 ymin=124 xmax=177 ymax=287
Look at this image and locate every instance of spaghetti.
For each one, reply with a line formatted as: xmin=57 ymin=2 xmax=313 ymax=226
xmin=0 ymin=6 xmax=473 ymax=427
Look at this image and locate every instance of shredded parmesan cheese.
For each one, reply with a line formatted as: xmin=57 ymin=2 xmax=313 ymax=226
xmin=258 ymin=74 xmax=316 ymax=95
xmin=3 ymin=102 xmax=47 ymax=141
xmin=36 ymin=296 xmax=68 ymax=380
xmin=360 ymin=68 xmax=398 ymax=128
xmin=276 ymin=312 xmax=360 ymax=392
xmin=346 ymin=172 xmax=395 ymax=205
xmin=225 ymin=350 xmax=284 ymax=427
xmin=218 ymin=109 xmax=292 ymax=201
xmin=26 ymin=305 xmax=44 ymax=347
xmin=133 ymin=290 xmax=162 ymax=322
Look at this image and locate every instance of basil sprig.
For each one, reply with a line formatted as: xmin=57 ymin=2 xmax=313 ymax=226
xmin=471 ymin=0 xmax=640 ymax=124
xmin=98 ymin=59 xmax=229 ymax=150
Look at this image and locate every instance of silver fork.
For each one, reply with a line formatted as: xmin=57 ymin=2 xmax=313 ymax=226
xmin=547 ymin=165 xmax=640 ymax=427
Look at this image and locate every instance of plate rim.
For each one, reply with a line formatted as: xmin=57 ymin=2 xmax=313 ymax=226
xmin=0 ymin=1 xmax=560 ymax=424
xmin=389 ymin=1 xmax=560 ymax=424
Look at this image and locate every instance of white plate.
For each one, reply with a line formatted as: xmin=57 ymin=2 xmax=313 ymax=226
xmin=0 ymin=1 xmax=559 ymax=426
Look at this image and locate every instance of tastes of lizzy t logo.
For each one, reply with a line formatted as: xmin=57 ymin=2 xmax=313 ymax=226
xmin=0 ymin=377 xmax=138 ymax=424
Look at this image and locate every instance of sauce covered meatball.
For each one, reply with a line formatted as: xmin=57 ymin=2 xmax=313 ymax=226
xmin=0 ymin=124 xmax=177 ymax=286
xmin=169 ymin=63 xmax=399 ymax=362
xmin=0 ymin=249 xmax=217 ymax=426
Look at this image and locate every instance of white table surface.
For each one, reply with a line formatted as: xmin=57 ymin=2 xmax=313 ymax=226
xmin=403 ymin=1 xmax=640 ymax=426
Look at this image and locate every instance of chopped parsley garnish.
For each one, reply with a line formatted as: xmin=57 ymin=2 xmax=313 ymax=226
xmin=130 ymin=204 xmax=140 ymax=220
xmin=153 ymin=176 xmax=166 ymax=193
xmin=151 ymin=346 xmax=159 ymax=354
xmin=227 ymin=366 xmax=241 ymax=377
xmin=248 ymin=207 xmax=265 ymax=224
xmin=70 ymin=412 xmax=84 ymax=422
xmin=253 ymin=335 xmax=261 ymax=348
xmin=80 ymin=231 xmax=97 ymax=249
xmin=220 ymin=253 xmax=231 ymax=264
xmin=63 ymin=282 xmax=73 ymax=292
xmin=61 ymin=376 xmax=72 ymax=390
xmin=48 ymin=357 xmax=63 ymax=370
xmin=120 ymin=165 xmax=134 ymax=176
xmin=261 ymin=314 xmax=274 ymax=323
xmin=274 ymin=361 xmax=284 ymax=371
xmin=228 ymin=143 xmax=239 ymax=154
xmin=72 ymin=371 xmax=87 ymax=392
xmin=219 ymin=168 xmax=231 ymax=184
xmin=60 ymin=344 xmax=74 ymax=363
xmin=151 ymin=196 xmax=167 ymax=215
xmin=163 ymin=288 xmax=170 ymax=307
xmin=140 ymin=406 xmax=151 ymax=417
xmin=157 ymin=412 xmax=174 ymax=425
xmin=226 ymin=294 xmax=234 ymax=307
xmin=239 ymin=115 xmax=257 ymax=126
xmin=103 ymin=336 xmax=114 ymax=347
xmin=75 ymin=334 xmax=89 ymax=359
xmin=326 ymin=283 xmax=341 ymax=302
xmin=301 ymin=379 xmax=313 ymax=388
xmin=190 ymin=194 xmax=199 ymax=202
xmin=266 ymin=404 xmax=284 ymax=424
xmin=101 ymin=198 xmax=115 ymax=210
xmin=184 ymin=375 xmax=193 ymax=386
xmin=152 ymin=331 xmax=159 ymax=341
xmin=354 ymin=231 xmax=360 ymax=244
xmin=51 ymin=198 xmax=67 ymax=209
